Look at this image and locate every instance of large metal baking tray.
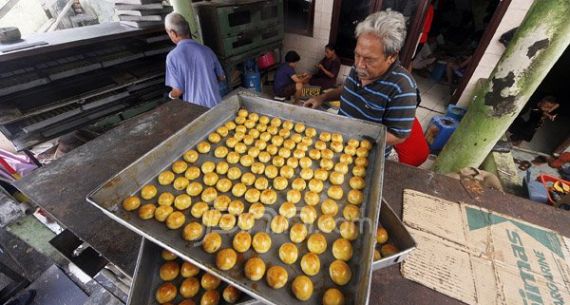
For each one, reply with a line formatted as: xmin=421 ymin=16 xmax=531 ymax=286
xmin=87 ymin=92 xmax=386 ymax=305
xmin=372 ymin=200 xmax=416 ymax=270
xmin=128 ymin=238 xmax=258 ymax=305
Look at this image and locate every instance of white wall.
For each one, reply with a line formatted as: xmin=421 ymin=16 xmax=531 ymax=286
xmin=457 ymin=0 xmax=535 ymax=107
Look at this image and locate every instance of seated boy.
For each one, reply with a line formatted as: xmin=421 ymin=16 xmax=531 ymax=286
xmin=273 ymin=51 xmax=309 ymax=100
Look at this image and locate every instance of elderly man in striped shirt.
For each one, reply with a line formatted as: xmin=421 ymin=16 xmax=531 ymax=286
xmin=305 ymin=10 xmax=419 ymax=154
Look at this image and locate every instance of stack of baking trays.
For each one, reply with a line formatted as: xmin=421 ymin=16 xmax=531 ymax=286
xmin=87 ymin=92 xmax=415 ymax=305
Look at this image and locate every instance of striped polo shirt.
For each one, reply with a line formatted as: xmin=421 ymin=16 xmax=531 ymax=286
xmin=339 ymin=62 xmax=418 ymax=140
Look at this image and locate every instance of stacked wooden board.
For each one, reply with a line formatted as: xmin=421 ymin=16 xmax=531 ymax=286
xmin=115 ymin=0 xmax=172 ymax=28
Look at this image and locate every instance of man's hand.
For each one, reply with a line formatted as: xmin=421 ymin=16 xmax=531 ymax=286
xmin=304 ymin=97 xmax=322 ymax=109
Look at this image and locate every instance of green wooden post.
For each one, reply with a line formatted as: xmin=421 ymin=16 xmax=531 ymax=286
xmin=434 ymin=0 xmax=570 ymax=173
xmin=171 ymin=0 xmax=202 ymax=44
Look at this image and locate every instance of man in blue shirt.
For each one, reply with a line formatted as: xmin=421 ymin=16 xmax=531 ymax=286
xmin=164 ymin=12 xmax=226 ymax=108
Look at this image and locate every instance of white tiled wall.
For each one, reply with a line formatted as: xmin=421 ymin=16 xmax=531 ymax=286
xmin=457 ymin=0 xmax=535 ymax=107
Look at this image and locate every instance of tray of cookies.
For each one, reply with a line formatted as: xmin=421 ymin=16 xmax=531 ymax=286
xmin=128 ymin=238 xmax=259 ymax=305
xmin=87 ymin=92 xmax=386 ymax=305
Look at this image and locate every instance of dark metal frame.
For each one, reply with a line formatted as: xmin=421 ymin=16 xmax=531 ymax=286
xmin=0 ymin=261 xmax=30 ymax=304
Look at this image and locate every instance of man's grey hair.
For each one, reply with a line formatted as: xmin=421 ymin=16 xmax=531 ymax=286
xmin=165 ymin=12 xmax=190 ymax=37
xmin=355 ymin=10 xmax=407 ymax=56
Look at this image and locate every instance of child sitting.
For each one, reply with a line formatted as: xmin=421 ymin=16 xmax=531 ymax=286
xmin=273 ymin=51 xmax=310 ymax=101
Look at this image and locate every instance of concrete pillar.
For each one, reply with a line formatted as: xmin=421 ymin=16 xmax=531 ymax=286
xmin=434 ymin=0 xmax=570 ymax=173
xmin=170 ymin=0 xmax=202 ymax=44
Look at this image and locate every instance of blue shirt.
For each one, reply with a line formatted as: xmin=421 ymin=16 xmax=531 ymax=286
xmin=273 ymin=64 xmax=295 ymax=94
xmin=166 ymin=39 xmax=225 ymax=108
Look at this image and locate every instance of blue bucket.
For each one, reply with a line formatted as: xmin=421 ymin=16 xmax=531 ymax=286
xmin=242 ymin=72 xmax=262 ymax=92
xmin=425 ymin=115 xmax=459 ymax=152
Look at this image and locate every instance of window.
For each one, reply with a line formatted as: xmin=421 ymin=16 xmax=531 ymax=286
xmin=284 ymin=0 xmax=315 ymax=36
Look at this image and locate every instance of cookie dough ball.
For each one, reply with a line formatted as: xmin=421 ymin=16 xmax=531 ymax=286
xmin=237 ymin=109 xmax=248 ymax=117
xmin=228 ymin=200 xmax=244 ymax=215
xmin=244 ymin=120 xmax=256 ymax=129
xmin=307 ymin=180 xmax=323 ymax=194
xmin=279 ymin=202 xmax=297 ymax=218
xmin=299 ymin=157 xmax=312 ymax=169
xmin=339 ymin=154 xmax=354 ymax=165
xmin=249 ymin=202 xmax=265 ymax=219
xmin=320 ymin=158 xmax=334 ymax=170
xmin=294 ymin=122 xmax=306 ymax=133
xmin=122 ymin=196 xmax=141 ymax=211
xmin=270 ymin=117 xmax=282 ymax=127
xmin=319 ymin=198 xmax=338 ymax=216
xmin=234 ymin=142 xmax=247 ymax=154
xmin=216 ymin=248 xmax=237 ymax=270
xmin=356 ymin=147 xmax=369 ymax=158
xmin=260 ymin=189 xmax=277 ymax=205
xmin=226 ymin=152 xmax=241 ymax=165
xmin=223 ymin=286 xmax=241 ymax=304
xmin=258 ymin=133 xmax=270 ymax=144
xmin=293 ymin=149 xmax=305 ymax=159
xmin=353 ymin=166 xmax=366 ymax=177
xmin=251 ymin=162 xmax=265 ymax=175
xmin=266 ymin=144 xmax=278 ymax=156
xmin=323 ymin=288 xmax=345 ymax=305
xmin=183 ymin=150 xmax=199 ymax=163
xmin=255 ymin=124 xmax=267 ymax=133
xmin=266 ymin=266 xmax=288 ymax=289
xmin=174 ymin=177 xmax=190 ymax=191
xmin=186 ymin=182 xmax=203 ymax=197
xmin=329 ymin=260 xmax=352 ymax=286
xmin=300 ymin=168 xmax=314 ymax=180
xmin=180 ymin=261 xmax=200 ymax=277
xmin=252 ymin=232 xmax=272 ymax=253
xmin=317 ymin=214 xmax=336 ymax=233
xmin=286 ymin=157 xmax=299 ymax=168
xmin=203 ymin=172 xmax=219 ymax=186
xmin=201 ymin=273 xmax=221 ymax=290
xmin=202 ymin=232 xmax=222 ymax=253
xmin=264 ymin=165 xmax=279 ymax=179
xmin=308 ymin=149 xmax=321 ymax=160
xmin=340 ymin=221 xmax=359 ymax=241
xmin=179 ymin=277 xmax=200 ymax=298
xmin=239 ymin=155 xmax=254 ymax=167
xmin=248 ymin=112 xmax=259 ymax=122
xmin=301 ymin=137 xmax=313 ymax=147
xmin=355 ymin=156 xmax=369 ymax=167
xmin=307 ymin=233 xmax=327 ymax=254
xmin=327 ymin=185 xmax=344 ymax=200
xmin=185 ymin=167 xmax=201 ymax=180
xmin=138 ymin=204 xmax=156 ymax=220
xmin=277 ymin=148 xmax=291 ymax=159
xmin=343 ymin=145 xmax=357 ymax=156
xmin=167 ymin=211 xmax=186 ymax=229
xmin=313 ymin=168 xmax=328 ymax=181
xmin=289 ymin=223 xmax=308 ymax=243
xmin=283 ymin=139 xmax=296 ymax=150
xmin=236 ymin=126 xmax=247 ymax=136
xmin=233 ymin=231 xmax=252 ymax=253
xmin=271 ymin=135 xmax=284 ymax=147
xmin=279 ymin=242 xmax=298 ymax=265
xmin=217 ymin=125 xmax=230 ymax=136
xmin=254 ymin=177 xmax=269 ymax=191
xmin=155 ymin=205 xmax=174 ymax=222
xmin=247 ymin=147 xmax=261 ymax=159
xmin=304 ymin=191 xmax=320 ymax=206
xmin=282 ymin=120 xmax=294 ymax=130
xmin=214 ymin=146 xmax=229 ymax=159
xmin=161 ymin=249 xmax=177 ymax=261
xmin=190 ymin=202 xmax=208 ymax=218
xmin=332 ymin=238 xmax=353 ymax=261
xmin=227 ymin=167 xmax=242 ymax=180
xmin=156 ymin=282 xmax=177 ymax=304
xmin=245 ymin=188 xmax=261 ymax=203
xmin=300 ymin=206 xmax=317 ymax=224
xmin=158 ymin=171 xmax=176 ymax=185
xmin=202 ymin=209 xmax=222 ymax=227
xmin=244 ymin=257 xmax=266 ymax=281
xmin=160 ymin=261 xmax=180 ymax=281
xmin=237 ymin=213 xmax=255 ymax=230
xmin=243 ymin=134 xmax=255 ymax=145
xmin=321 ymin=149 xmax=335 ymax=160
xmin=287 ymin=189 xmax=302 ymax=204
xmin=376 ymin=227 xmax=388 ymax=244
xmin=241 ymin=173 xmax=256 ymax=186
xmin=300 ymin=252 xmax=320 ymax=276
xmin=343 ymin=204 xmax=361 ymax=221
xmin=219 ymin=214 xmax=236 ymax=231
xmin=334 ymin=162 xmax=349 ymax=175
xmin=200 ymin=161 xmax=215 ymax=174
xmin=226 ymin=137 xmax=239 ymax=149
xmin=141 ymin=184 xmax=158 ymax=200
xmin=216 ymin=178 xmax=233 ymax=193
xmin=183 ymin=222 xmax=204 ymax=241
xmin=228 ymin=184 xmax=245 ymax=199
xmin=201 ymin=187 xmax=218 ymax=203
xmin=349 ymin=176 xmax=366 ymax=190
xmin=271 ymin=215 xmax=289 ymax=233
xmin=330 ymin=141 xmax=344 ymax=153
xmin=197 ymin=141 xmax=211 ymax=154
xmin=212 ymin=195 xmax=229 ymax=211
xmin=208 ymin=132 xmax=221 ymax=144
xmin=292 ymin=275 xmax=314 ymax=301
xmin=347 ymin=189 xmax=364 ymax=205
xmin=319 ymin=132 xmax=331 ymax=142
xmin=381 ymin=244 xmax=399 ymax=257
xmin=273 ymin=176 xmax=289 ymax=191
xmin=292 ymin=178 xmax=307 ymax=191
xmin=235 ymin=115 xmax=246 ymax=124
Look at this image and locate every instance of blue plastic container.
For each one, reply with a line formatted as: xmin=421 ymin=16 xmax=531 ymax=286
xmin=524 ymin=171 xmax=548 ymax=204
xmin=242 ymin=72 xmax=262 ymax=92
xmin=424 ymin=115 xmax=458 ymax=152
xmin=446 ymin=104 xmax=467 ymax=121
xmin=431 ymin=61 xmax=446 ymax=81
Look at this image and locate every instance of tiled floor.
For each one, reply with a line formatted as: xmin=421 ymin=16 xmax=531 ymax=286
xmin=414 ymin=73 xmax=452 ymax=132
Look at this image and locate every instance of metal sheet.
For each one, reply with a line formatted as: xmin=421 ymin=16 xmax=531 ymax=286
xmin=129 ymin=238 xmax=258 ymax=305
xmin=372 ymin=200 xmax=416 ymax=271
xmin=87 ymin=92 xmax=386 ymax=305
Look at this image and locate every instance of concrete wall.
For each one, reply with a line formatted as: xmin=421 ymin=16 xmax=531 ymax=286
xmin=457 ymin=0 xmax=535 ymax=107
xmin=0 ymin=0 xmax=49 ymax=35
